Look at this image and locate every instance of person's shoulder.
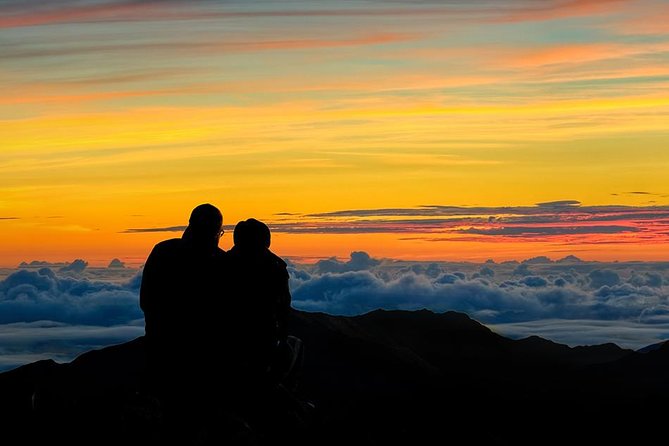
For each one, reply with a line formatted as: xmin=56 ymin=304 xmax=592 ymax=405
xmin=224 ymin=245 xmax=239 ymax=260
xmin=213 ymin=247 xmax=226 ymax=259
xmin=155 ymin=237 xmax=183 ymax=248
xmin=272 ymin=252 xmax=287 ymax=267
xmin=150 ymin=238 xmax=184 ymax=254
xmin=267 ymin=250 xmax=288 ymax=270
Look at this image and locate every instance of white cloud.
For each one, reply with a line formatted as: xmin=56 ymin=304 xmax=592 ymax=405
xmin=0 ymin=265 xmax=146 ymax=372
xmin=58 ymin=258 xmax=88 ymax=273
xmin=108 ymin=258 xmax=126 ymax=268
xmin=2 ymin=252 xmax=669 ymax=372
xmin=289 ymin=251 xmax=669 ymax=349
xmin=0 ymin=321 xmax=144 ymax=372
xmin=0 ymin=268 xmax=142 ymax=325
xmin=488 ymin=319 xmax=669 ymax=351
xmin=313 ymin=251 xmax=382 ymax=274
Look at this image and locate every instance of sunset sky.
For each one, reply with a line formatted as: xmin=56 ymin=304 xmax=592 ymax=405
xmin=3 ymin=0 xmax=669 ymax=267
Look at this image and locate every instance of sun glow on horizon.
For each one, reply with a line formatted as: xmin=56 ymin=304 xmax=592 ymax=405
xmin=2 ymin=0 xmax=668 ymax=266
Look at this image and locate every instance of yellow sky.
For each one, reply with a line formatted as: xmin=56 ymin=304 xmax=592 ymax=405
xmin=2 ymin=0 xmax=669 ymax=266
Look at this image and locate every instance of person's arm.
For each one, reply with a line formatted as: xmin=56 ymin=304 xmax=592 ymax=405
xmin=270 ymin=252 xmax=291 ymax=343
xmin=139 ymin=245 xmax=159 ymax=315
xmin=139 ymin=242 xmax=171 ymax=337
xmin=277 ymin=266 xmax=291 ymax=343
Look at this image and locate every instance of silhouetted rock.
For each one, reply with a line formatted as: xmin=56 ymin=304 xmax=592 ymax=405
xmin=1 ymin=308 xmax=667 ymax=445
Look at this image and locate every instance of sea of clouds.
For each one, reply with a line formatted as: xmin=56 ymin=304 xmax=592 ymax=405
xmin=1 ymin=252 xmax=668 ymax=372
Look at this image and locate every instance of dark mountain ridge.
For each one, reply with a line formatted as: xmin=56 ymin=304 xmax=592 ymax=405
xmin=1 ymin=308 xmax=667 ymax=445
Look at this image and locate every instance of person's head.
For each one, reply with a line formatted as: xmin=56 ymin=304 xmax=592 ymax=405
xmin=183 ymin=203 xmax=223 ymax=246
xmin=233 ymin=218 xmax=271 ymax=251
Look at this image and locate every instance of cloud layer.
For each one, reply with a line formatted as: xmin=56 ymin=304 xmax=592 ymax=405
xmin=0 ymin=266 xmax=143 ymax=371
xmin=2 ymin=252 xmax=669 ymax=371
xmin=288 ymin=252 xmax=669 ymax=350
xmin=0 ymin=268 xmax=142 ymax=325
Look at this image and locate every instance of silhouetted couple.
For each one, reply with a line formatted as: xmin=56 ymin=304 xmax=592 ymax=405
xmin=139 ymin=203 xmax=307 ymax=444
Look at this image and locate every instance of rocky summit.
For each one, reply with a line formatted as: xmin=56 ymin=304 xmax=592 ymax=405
xmin=2 ymin=308 xmax=668 ymax=445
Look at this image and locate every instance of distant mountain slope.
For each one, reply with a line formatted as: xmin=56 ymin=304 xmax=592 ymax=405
xmin=1 ymin=309 xmax=667 ymax=445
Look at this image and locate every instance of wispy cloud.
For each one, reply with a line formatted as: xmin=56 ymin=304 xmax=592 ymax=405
xmin=535 ymin=200 xmax=581 ymax=207
xmin=0 ymin=1 xmax=170 ymax=28
xmin=612 ymin=191 xmax=668 ymax=198
xmin=1 ymin=33 xmax=418 ymax=61
xmin=121 ymin=225 xmax=186 ymax=233
xmin=306 ymin=202 xmax=669 ymax=218
xmin=614 ymin=1 xmax=669 ymax=35
xmin=0 ymin=0 xmax=484 ymax=29
xmin=455 ymin=225 xmax=640 ymax=237
xmin=490 ymin=0 xmax=629 ymax=24
xmin=506 ymin=41 xmax=669 ymax=69
xmin=249 ymin=203 xmax=669 ymax=245
xmin=120 ymin=203 xmax=669 ymax=246
xmin=0 ymin=0 xmax=636 ymax=30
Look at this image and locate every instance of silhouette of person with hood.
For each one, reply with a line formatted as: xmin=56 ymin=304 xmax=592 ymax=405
xmin=225 ymin=218 xmax=292 ymax=382
xmin=138 ymin=203 xmax=225 ymax=436
xmin=224 ymin=218 xmax=312 ymax=445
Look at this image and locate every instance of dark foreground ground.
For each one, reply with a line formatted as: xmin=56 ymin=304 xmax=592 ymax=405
xmin=2 ymin=309 xmax=668 ymax=445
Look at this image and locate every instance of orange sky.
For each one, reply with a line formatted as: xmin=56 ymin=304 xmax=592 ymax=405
xmin=2 ymin=0 xmax=669 ymax=267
